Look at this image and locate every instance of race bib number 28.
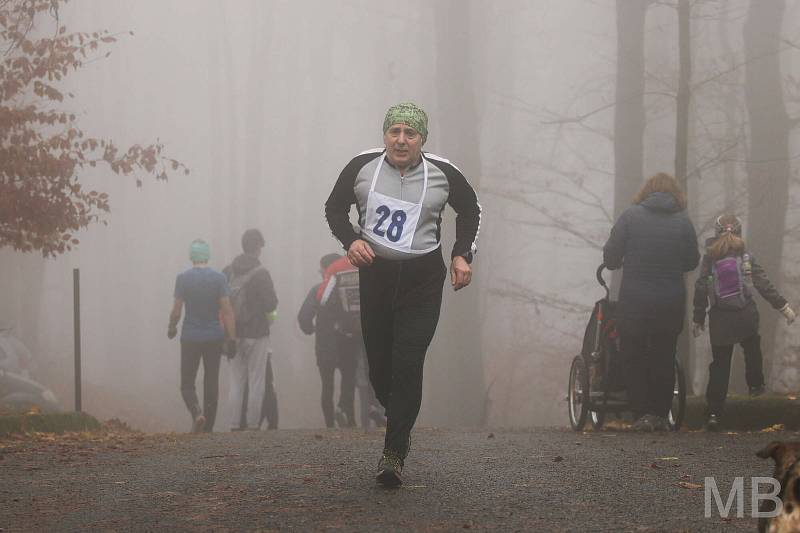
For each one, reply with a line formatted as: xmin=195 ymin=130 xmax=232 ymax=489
xmin=372 ymin=205 xmax=407 ymax=243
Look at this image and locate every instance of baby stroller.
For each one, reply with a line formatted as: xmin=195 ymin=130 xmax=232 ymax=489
xmin=567 ymin=265 xmax=687 ymax=431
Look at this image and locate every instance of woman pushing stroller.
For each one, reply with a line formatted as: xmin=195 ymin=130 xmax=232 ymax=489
xmin=692 ymin=214 xmax=796 ymax=430
xmin=603 ymin=173 xmax=700 ymax=432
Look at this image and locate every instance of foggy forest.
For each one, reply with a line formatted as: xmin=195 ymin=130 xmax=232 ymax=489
xmin=2 ymin=0 xmax=800 ymax=433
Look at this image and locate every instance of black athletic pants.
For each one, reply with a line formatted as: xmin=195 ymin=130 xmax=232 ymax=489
xmin=180 ymin=340 xmax=223 ymax=432
xmin=706 ymin=334 xmax=764 ymax=415
xmin=318 ymin=350 xmax=357 ymax=428
xmin=620 ymin=332 xmax=678 ymax=419
xmin=359 ymin=248 xmax=447 ymax=458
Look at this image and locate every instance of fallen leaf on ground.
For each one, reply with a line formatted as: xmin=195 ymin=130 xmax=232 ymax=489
xmin=554 ymin=456 xmax=564 ymax=462
xmin=678 ymin=481 xmax=703 ymax=490
xmin=789 ymin=396 xmax=797 ymax=401
xmin=761 ymin=424 xmax=785 ymax=433
xmin=657 ymin=457 xmax=679 ymax=461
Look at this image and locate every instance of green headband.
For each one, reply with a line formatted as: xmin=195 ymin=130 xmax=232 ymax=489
xmin=383 ymin=102 xmax=428 ymax=143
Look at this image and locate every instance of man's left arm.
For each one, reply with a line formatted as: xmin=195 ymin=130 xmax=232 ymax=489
xmin=442 ymin=161 xmax=480 ymax=290
xmin=256 ymin=269 xmax=279 ymax=315
xmin=442 ymin=162 xmax=481 ymax=264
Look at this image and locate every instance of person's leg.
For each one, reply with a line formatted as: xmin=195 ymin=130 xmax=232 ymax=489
xmin=359 ymin=261 xmax=395 ymax=407
xmin=337 ymin=347 xmax=358 ymax=427
xmin=180 ymin=341 xmax=203 ymax=423
xmin=384 ymin=254 xmax=446 ymax=458
xmin=226 ymin=339 xmax=250 ymax=430
xmin=261 ymin=353 xmax=279 ymax=429
xmin=646 ymin=331 xmax=678 ymax=419
xmin=706 ymin=343 xmax=734 ymax=415
xmin=245 ymin=336 xmax=269 ymax=429
xmin=201 ymin=341 xmax=223 ymax=432
xmin=741 ymin=334 xmax=765 ymax=390
xmin=318 ymin=360 xmax=336 ymax=428
xmin=620 ymin=334 xmax=648 ymax=419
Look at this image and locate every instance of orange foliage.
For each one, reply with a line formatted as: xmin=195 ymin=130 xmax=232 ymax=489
xmin=0 ymin=0 xmax=188 ymax=257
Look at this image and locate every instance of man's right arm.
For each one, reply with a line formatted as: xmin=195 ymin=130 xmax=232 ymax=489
xmin=325 ymin=154 xmax=374 ymax=251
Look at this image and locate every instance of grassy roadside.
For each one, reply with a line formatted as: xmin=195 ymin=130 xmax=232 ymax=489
xmin=684 ymin=394 xmax=800 ymax=430
xmin=0 ymin=411 xmax=101 ymax=437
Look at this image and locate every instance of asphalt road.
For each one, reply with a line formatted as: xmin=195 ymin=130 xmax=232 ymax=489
xmin=0 ymin=426 xmax=790 ymax=532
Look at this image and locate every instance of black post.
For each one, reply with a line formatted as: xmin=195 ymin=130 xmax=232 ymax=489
xmin=73 ymin=268 xmax=82 ymax=412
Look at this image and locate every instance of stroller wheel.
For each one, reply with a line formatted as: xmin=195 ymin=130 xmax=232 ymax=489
xmin=667 ymin=359 xmax=687 ymax=431
xmin=568 ymin=355 xmax=590 ymax=431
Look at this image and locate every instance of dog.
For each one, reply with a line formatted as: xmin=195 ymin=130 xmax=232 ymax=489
xmin=757 ymin=441 xmax=800 ymax=533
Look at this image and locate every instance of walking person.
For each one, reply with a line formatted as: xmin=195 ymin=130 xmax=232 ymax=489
xmin=297 ymin=253 xmax=359 ymax=428
xmin=168 ymin=239 xmax=236 ymax=433
xmin=223 ymin=229 xmax=279 ymax=431
xmin=325 ymin=102 xmax=481 ymax=486
xmin=603 ymin=173 xmax=700 ymax=432
xmin=692 ymin=214 xmax=796 ymax=430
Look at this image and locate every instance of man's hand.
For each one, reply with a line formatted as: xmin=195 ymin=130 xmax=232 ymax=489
xmin=450 ymin=256 xmax=472 ymax=291
xmin=167 ymin=325 xmax=178 ymax=340
xmin=347 ymin=239 xmax=375 ymax=267
xmin=692 ymin=322 xmax=704 ymax=338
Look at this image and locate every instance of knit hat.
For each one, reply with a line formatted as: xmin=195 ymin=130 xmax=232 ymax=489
xmin=383 ymin=102 xmax=428 ymax=143
xmin=189 ymin=239 xmax=210 ymax=263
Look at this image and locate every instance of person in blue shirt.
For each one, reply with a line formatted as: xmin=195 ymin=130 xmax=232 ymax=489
xmin=168 ymin=239 xmax=236 ymax=432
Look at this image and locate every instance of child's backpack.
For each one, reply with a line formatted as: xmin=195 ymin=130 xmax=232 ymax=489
xmin=228 ymin=267 xmax=264 ymax=324
xmin=710 ymin=253 xmax=752 ymax=310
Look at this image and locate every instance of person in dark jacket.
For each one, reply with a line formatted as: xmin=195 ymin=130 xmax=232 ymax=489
xmin=692 ymin=214 xmax=795 ymax=429
xmin=603 ymin=172 xmax=700 ymax=431
xmin=222 ymin=228 xmax=279 ymax=431
xmin=298 ymin=253 xmax=359 ymax=428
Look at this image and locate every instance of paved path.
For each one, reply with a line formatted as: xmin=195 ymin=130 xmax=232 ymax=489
xmin=0 ymin=427 xmax=790 ymax=531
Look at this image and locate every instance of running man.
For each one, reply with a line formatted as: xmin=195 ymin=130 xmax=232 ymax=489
xmin=325 ymin=102 xmax=481 ymax=486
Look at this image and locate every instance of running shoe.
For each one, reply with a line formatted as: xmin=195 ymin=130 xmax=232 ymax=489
xmin=193 ymin=414 xmax=206 ymax=433
xmin=650 ymin=416 xmax=670 ymax=432
xmin=368 ymin=406 xmax=387 ymax=428
xmin=706 ymin=414 xmax=720 ymax=431
xmin=749 ymin=385 xmax=766 ymax=397
xmin=631 ymin=415 xmax=654 ymax=432
xmin=376 ymin=450 xmax=403 ymax=488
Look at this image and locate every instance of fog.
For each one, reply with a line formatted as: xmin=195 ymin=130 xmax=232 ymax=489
xmin=2 ymin=0 xmax=800 ymax=431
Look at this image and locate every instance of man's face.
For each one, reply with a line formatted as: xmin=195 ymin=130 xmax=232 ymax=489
xmin=383 ymin=123 xmax=423 ymax=169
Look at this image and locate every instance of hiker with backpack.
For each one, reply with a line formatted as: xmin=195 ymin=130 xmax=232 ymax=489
xmin=222 ymin=229 xmax=279 ymax=431
xmin=168 ymin=239 xmax=236 ymax=433
xmin=298 ymin=253 xmax=360 ymax=428
xmin=692 ymin=214 xmax=796 ymax=430
xmin=603 ymin=173 xmax=700 ymax=432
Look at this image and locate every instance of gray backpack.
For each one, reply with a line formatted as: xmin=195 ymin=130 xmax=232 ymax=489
xmin=228 ymin=267 xmax=264 ymax=325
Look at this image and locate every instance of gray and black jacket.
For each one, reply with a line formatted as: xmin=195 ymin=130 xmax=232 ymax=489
xmin=325 ymin=149 xmax=481 ymax=262
xmin=692 ymin=239 xmax=787 ymax=346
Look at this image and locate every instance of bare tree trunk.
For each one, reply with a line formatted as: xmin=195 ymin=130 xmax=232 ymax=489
xmin=674 ymin=0 xmax=693 ymax=393
xmin=743 ymin=0 xmax=791 ymax=386
xmin=429 ymin=0 xmax=485 ymax=427
xmin=613 ymin=1 xmax=649 ymax=219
